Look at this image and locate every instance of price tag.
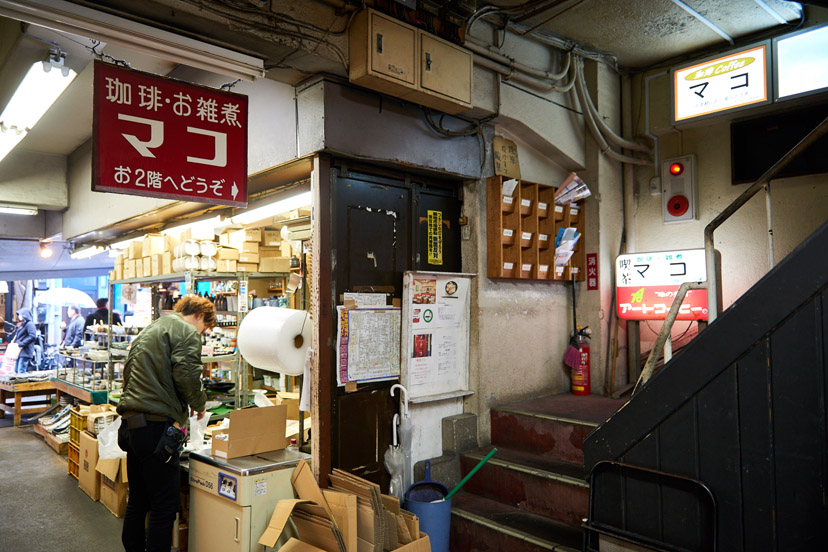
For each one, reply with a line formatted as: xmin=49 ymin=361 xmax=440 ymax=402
xmin=555 ymin=205 xmax=564 ymax=213
xmin=504 ymin=262 xmax=514 ymax=270
xmin=538 ymin=202 xmax=548 ymax=210
xmin=539 ymin=264 xmax=549 ymax=272
xmin=571 ymin=208 xmax=580 ymax=216
xmin=503 ymin=196 xmax=514 ymax=204
xmin=521 ymin=199 xmax=531 ymax=207
xmin=571 ymin=267 xmax=580 ymax=274
xmin=521 ymin=232 xmax=532 ymax=240
xmin=239 ymin=280 xmax=249 ymax=312
xmin=539 ymin=234 xmax=549 ymax=241
xmin=503 ymin=229 xmax=514 ymax=237
xmin=522 ymin=264 xmax=532 ymax=271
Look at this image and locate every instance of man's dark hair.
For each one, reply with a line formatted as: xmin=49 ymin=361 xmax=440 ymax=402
xmin=96 ymin=298 xmax=109 ymax=309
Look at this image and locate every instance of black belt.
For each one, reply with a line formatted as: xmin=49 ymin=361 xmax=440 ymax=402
xmin=121 ymin=411 xmax=172 ymax=427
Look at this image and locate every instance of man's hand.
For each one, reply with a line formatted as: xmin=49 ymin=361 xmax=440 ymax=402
xmin=196 ymin=410 xmax=206 ymax=421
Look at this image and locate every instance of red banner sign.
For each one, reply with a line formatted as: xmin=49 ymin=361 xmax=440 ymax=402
xmin=92 ymin=61 xmax=248 ymax=207
xmin=586 ymin=253 xmax=598 ymax=290
xmin=617 ymin=285 xmax=708 ymax=320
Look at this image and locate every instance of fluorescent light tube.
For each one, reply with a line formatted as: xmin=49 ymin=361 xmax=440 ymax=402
xmin=70 ymin=246 xmax=105 ymax=259
xmin=0 ymin=60 xmax=76 ymax=164
xmin=230 ymin=192 xmax=312 ymax=225
xmin=161 ymin=215 xmax=222 ymax=236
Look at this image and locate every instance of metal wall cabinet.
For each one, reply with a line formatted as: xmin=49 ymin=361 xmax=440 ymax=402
xmin=349 ymin=9 xmax=418 ymax=99
xmin=349 ymin=8 xmax=473 ymax=115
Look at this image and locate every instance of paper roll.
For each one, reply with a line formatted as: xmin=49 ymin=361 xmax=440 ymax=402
xmin=172 ymin=256 xmax=200 ymax=272
xmin=237 ymin=307 xmax=310 ymax=376
xmin=174 ymin=240 xmax=201 ymax=258
xmin=199 ymin=240 xmax=218 ymax=256
xmin=199 ymin=255 xmax=217 ymax=271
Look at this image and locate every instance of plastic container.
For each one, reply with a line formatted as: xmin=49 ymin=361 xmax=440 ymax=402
xmin=404 ymin=461 xmax=451 ymax=552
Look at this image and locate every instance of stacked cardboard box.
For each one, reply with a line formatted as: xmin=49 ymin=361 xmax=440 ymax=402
xmin=220 ymin=228 xmax=262 ymax=272
xmin=97 ymin=455 xmax=128 ymax=517
xmin=78 ymin=430 xmax=101 ymax=501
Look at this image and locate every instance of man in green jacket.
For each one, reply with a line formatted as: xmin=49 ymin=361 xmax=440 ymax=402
xmin=117 ymin=295 xmax=216 ymax=552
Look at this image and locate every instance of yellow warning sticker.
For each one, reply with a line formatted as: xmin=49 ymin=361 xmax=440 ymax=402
xmin=427 ymin=210 xmax=443 ymax=265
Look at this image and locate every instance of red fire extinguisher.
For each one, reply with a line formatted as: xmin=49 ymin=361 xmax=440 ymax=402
xmin=571 ymin=327 xmax=591 ymax=396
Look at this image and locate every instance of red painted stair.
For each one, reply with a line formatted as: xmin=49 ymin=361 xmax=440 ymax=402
xmin=450 ymin=393 xmax=626 ymax=551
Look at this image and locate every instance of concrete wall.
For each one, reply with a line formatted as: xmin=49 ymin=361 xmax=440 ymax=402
xmin=0 ymin=149 xmax=67 ymax=211
xmin=629 ymin=72 xmax=828 ymax=350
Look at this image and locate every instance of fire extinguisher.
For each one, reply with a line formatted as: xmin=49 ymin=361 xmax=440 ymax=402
xmin=571 ymin=326 xmax=591 ymax=396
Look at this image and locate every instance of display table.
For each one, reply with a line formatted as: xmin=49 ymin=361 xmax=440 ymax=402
xmin=51 ymin=378 xmax=108 ymax=405
xmin=0 ymin=380 xmax=55 ymax=426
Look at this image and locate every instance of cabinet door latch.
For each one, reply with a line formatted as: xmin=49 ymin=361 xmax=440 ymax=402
xmin=376 ymin=33 xmax=383 ymax=54
xmin=425 ymin=52 xmax=432 ymax=71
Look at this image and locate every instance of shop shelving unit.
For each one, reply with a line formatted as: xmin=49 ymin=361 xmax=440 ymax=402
xmin=486 ymin=175 xmax=585 ymax=281
xmin=109 ymin=270 xmax=290 ymax=410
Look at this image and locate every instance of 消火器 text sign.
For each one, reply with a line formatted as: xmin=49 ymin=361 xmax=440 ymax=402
xmin=93 ymin=61 xmax=248 ymax=207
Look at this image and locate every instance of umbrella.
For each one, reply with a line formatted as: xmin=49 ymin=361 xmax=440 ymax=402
xmin=391 ymin=383 xmax=412 ymax=500
xmin=384 ymin=413 xmax=404 ymax=501
xmin=34 ymin=287 xmax=97 ymax=309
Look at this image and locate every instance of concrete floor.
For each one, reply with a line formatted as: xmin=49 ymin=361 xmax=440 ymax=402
xmin=0 ymin=425 xmax=123 ymax=552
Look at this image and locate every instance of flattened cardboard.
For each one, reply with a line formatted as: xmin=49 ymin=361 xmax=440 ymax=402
xmin=324 ymin=490 xmax=357 ymax=552
xmin=211 ymin=405 xmax=287 ymax=459
xmin=292 ymin=460 xmax=333 ymax=519
xmin=96 ymin=455 xmax=128 ymax=484
xmin=258 ymin=499 xmax=345 ymax=552
xmin=281 ymin=538 xmax=327 ymax=552
xmin=395 ymin=533 xmax=430 ymax=552
xmin=78 ymin=430 xmax=100 ymax=501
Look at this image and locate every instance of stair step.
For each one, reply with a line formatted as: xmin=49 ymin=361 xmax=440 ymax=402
xmin=451 ymin=492 xmax=581 ymax=552
xmin=461 ymin=446 xmax=589 ymax=526
xmin=492 ymin=393 xmax=626 ymax=464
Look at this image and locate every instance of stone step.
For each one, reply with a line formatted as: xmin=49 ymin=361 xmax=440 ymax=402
xmin=460 ymin=446 xmax=589 ymax=527
xmin=491 ymin=393 xmax=626 ymax=465
xmin=451 ymin=492 xmax=582 ymax=552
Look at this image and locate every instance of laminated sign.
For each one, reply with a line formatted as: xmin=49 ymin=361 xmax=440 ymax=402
xmin=427 ymin=210 xmax=443 ymax=266
xmin=92 ymin=61 xmax=248 ymax=207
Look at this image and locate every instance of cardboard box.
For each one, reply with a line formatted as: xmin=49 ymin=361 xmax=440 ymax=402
xmin=79 ymin=430 xmax=100 ymax=501
xmin=259 ymin=246 xmax=281 ymax=258
xmin=87 ymin=409 xmax=118 ymax=435
xmin=237 ymin=262 xmax=259 ymax=272
xmin=262 ymin=230 xmax=281 ymax=247
xmin=240 ymin=241 xmax=259 ymax=254
xmin=238 ymin=252 xmax=260 ymax=263
xmin=150 ymin=254 xmax=162 ymax=276
xmin=211 ymin=405 xmax=287 ymax=459
xmin=260 ymin=257 xmax=291 ymax=273
xmin=114 ymin=264 xmax=123 ymax=280
xmin=280 ymin=538 xmax=327 ymax=552
xmin=278 ymin=392 xmax=310 ymax=421
xmin=183 ymin=226 xmax=215 ymax=241
xmin=162 ymin=251 xmax=172 ymax=274
xmin=216 ymin=246 xmax=240 ymax=260
xmin=127 ymin=240 xmax=142 ymax=259
xmin=97 ymin=456 xmax=128 ymax=517
xmin=216 ymin=259 xmax=237 ymax=272
xmin=220 ymin=228 xmax=262 ymax=248
xmin=141 ymin=256 xmax=151 ymax=277
xmin=142 ymin=233 xmax=170 ymax=256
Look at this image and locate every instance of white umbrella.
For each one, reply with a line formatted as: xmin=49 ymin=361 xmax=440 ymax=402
xmin=34 ymin=287 xmax=97 ymax=309
xmin=391 ymin=383 xmax=412 ymax=500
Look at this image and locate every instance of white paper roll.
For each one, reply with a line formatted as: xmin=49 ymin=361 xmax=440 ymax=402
xmin=172 ymin=255 xmax=200 ymax=272
xmin=237 ymin=307 xmax=310 ymax=376
xmin=199 ymin=240 xmax=218 ymax=256
xmin=199 ymin=255 xmax=217 ymax=271
xmin=174 ymin=240 xmax=201 ymax=258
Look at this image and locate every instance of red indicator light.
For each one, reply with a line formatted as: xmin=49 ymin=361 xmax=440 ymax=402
xmin=669 ymin=163 xmax=684 ymax=175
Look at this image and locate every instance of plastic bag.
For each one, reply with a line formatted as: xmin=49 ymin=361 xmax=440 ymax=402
xmin=98 ymin=416 xmax=126 ymax=460
xmin=186 ymin=411 xmax=212 ymax=451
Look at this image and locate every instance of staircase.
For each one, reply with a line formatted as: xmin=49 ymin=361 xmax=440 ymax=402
xmin=450 ymin=393 xmax=626 ymax=551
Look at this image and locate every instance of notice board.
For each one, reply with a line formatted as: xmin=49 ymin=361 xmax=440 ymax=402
xmin=401 ymin=271 xmax=474 ymax=403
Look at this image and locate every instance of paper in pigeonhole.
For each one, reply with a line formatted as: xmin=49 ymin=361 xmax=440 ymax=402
xmin=501 ymin=178 xmax=519 ymax=197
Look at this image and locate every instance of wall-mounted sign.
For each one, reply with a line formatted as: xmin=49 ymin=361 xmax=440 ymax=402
xmin=616 ymin=249 xmax=707 ymax=321
xmin=672 ymin=42 xmax=770 ymax=123
xmin=586 ymin=253 xmax=598 ymax=290
xmin=93 ymin=61 xmax=248 ymax=207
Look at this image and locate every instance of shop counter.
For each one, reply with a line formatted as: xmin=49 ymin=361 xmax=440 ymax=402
xmin=0 ymin=380 xmax=55 ymax=426
xmin=50 ymin=378 xmax=108 ymax=405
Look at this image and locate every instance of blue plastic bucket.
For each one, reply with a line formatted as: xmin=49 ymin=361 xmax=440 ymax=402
xmin=404 ymin=495 xmax=451 ymax=552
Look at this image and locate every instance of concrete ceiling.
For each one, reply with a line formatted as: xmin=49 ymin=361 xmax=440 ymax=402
xmin=487 ymin=0 xmax=804 ymax=69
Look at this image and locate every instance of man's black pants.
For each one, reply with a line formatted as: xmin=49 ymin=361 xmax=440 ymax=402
xmin=118 ymin=420 xmax=180 ymax=552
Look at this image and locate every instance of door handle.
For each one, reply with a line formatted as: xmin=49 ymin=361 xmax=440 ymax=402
xmin=234 ymin=517 xmax=240 ymax=542
xmin=425 ymin=52 xmax=432 ymax=71
xmin=377 ymin=33 xmax=383 ymax=54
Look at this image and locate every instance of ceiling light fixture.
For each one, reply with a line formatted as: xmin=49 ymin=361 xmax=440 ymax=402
xmin=0 ymin=0 xmax=265 ymax=81
xmin=39 ymin=241 xmax=53 ymax=258
xmin=230 ymin=192 xmax=312 ymax=225
xmin=70 ymin=245 xmax=105 ymax=259
xmin=109 ymin=238 xmax=136 ymax=250
xmin=0 ymin=51 xmax=77 ymax=164
xmin=0 ymin=203 xmax=38 ymax=215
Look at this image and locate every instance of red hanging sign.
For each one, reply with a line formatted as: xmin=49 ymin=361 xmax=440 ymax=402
xmin=586 ymin=253 xmax=598 ymax=290
xmin=92 ymin=61 xmax=248 ymax=207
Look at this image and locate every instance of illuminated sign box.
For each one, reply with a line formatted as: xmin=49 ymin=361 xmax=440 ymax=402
xmin=774 ymin=24 xmax=828 ymax=101
xmin=672 ymin=41 xmax=771 ymax=124
xmin=616 ymin=249 xmax=708 ymax=321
